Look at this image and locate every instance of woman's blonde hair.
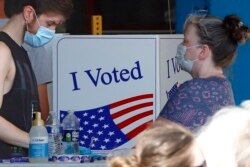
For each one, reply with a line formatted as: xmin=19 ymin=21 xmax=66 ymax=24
xmin=108 ymin=122 xmax=195 ymax=167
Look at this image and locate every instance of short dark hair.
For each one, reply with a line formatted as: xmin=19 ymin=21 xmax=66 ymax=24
xmin=4 ymin=0 xmax=73 ymax=19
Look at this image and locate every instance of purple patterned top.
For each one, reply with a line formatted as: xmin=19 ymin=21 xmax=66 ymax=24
xmin=158 ymin=77 xmax=235 ymax=132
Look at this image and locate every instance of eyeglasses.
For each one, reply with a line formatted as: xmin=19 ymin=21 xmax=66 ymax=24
xmin=192 ymin=7 xmax=208 ymax=16
xmin=193 ymin=160 xmax=207 ymax=167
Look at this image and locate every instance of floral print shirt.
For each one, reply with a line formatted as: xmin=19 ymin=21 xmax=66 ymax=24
xmin=158 ymin=77 xmax=235 ymax=132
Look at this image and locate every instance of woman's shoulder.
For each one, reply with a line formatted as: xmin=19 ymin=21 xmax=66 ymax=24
xmin=181 ymin=77 xmax=229 ymax=88
xmin=177 ymin=77 xmax=232 ymax=97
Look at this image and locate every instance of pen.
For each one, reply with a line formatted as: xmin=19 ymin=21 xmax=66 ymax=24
xmin=0 ymin=157 xmax=29 ymax=163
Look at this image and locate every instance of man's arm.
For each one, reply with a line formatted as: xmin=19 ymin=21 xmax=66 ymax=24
xmin=0 ymin=42 xmax=29 ymax=148
xmin=38 ymin=83 xmax=50 ymax=121
xmin=0 ymin=116 xmax=29 ymax=148
xmin=0 ymin=42 xmax=11 ymax=108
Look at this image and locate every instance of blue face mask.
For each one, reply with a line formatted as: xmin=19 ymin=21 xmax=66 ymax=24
xmin=24 ymin=10 xmax=55 ymax=47
xmin=24 ymin=26 xmax=55 ymax=47
xmin=176 ymin=44 xmax=200 ymax=73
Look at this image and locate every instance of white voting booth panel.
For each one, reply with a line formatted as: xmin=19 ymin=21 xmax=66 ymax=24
xmin=53 ymin=35 xmax=191 ymax=154
xmin=159 ymin=36 xmax=192 ymax=111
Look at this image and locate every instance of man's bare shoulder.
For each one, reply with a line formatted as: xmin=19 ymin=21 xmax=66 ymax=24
xmin=0 ymin=41 xmax=13 ymax=76
xmin=0 ymin=41 xmax=12 ymax=61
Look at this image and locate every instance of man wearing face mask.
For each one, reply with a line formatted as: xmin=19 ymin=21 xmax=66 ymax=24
xmin=156 ymin=14 xmax=250 ymax=132
xmin=23 ymin=9 xmax=69 ymax=121
xmin=0 ymin=0 xmax=73 ymax=158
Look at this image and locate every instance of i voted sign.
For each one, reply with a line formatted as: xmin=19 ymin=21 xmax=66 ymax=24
xmin=54 ymin=36 xmax=157 ymax=153
xmin=70 ymin=61 xmax=143 ymax=90
xmin=53 ymin=35 xmax=190 ymax=154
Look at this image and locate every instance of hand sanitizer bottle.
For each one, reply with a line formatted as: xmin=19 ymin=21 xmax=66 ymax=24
xmin=29 ymin=112 xmax=48 ymax=163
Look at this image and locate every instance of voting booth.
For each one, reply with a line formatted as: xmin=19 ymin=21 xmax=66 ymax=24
xmin=53 ymin=35 xmax=191 ymax=155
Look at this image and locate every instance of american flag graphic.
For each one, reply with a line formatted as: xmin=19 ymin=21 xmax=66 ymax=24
xmin=60 ymin=93 xmax=154 ymax=150
xmin=166 ymin=82 xmax=179 ymax=99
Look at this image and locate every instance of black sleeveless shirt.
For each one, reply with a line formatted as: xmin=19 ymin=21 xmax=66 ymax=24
xmin=0 ymin=32 xmax=40 ymax=158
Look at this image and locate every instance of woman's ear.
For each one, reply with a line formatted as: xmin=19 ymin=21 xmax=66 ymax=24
xmin=23 ymin=6 xmax=35 ymax=23
xmin=199 ymin=44 xmax=211 ymax=60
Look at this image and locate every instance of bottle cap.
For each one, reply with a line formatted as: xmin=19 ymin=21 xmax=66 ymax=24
xmin=46 ymin=111 xmax=58 ymax=125
xmin=67 ymin=110 xmax=74 ymax=113
xmin=33 ymin=112 xmax=44 ymax=126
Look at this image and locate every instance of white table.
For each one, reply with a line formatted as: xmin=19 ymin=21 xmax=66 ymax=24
xmin=0 ymin=161 xmax=107 ymax=167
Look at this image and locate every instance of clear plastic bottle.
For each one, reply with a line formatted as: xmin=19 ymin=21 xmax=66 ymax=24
xmin=45 ymin=111 xmax=62 ymax=161
xmin=29 ymin=112 xmax=48 ymax=163
xmin=61 ymin=110 xmax=80 ymax=154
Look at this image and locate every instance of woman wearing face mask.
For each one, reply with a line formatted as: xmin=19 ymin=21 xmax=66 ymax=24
xmin=0 ymin=0 xmax=73 ymax=158
xmin=157 ymin=14 xmax=250 ymax=132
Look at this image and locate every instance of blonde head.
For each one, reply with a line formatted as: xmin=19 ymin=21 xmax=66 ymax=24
xmin=108 ymin=122 xmax=199 ymax=167
xmin=197 ymin=100 xmax=250 ymax=167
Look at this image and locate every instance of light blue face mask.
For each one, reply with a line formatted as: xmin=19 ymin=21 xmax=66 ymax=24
xmin=24 ymin=10 xmax=55 ymax=47
xmin=176 ymin=44 xmax=200 ymax=73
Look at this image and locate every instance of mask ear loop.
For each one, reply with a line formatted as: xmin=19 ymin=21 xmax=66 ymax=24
xmin=197 ymin=44 xmax=207 ymax=61
xmin=185 ymin=44 xmax=202 ymax=61
xmin=25 ymin=21 xmax=29 ymax=31
xmin=31 ymin=8 xmax=41 ymax=27
xmin=25 ymin=7 xmax=40 ymax=34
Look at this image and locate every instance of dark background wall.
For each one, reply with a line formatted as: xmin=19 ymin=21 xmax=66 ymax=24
xmin=65 ymin=0 xmax=175 ymax=34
